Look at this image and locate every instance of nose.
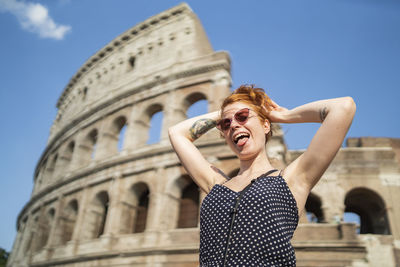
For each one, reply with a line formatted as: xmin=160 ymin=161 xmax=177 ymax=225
xmin=229 ymin=118 xmax=241 ymax=129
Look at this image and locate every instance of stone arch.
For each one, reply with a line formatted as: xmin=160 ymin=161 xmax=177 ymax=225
xmin=54 ymin=141 xmax=75 ymax=176
xmin=80 ymin=129 xmax=98 ymax=163
xmin=32 ymin=208 xmax=55 ymax=252
xmin=59 ymin=199 xmax=79 ymax=244
xmin=145 ymin=103 xmax=164 ymax=144
xmin=174 ymin=175 xmax=200 ymax=228
xmin=41 ymin=208 xmax=55 ymax=248
xmin=114 ymin=116 xmax=127 ymax=152
xmin=108 ymin=115 xmax=128 ymax=153
xmin=34 ymin=159 xmax=47 ymax=193
xmin=46 ymin=153 xmax=58 ymax=179
xmin=183 ymin=92 xmax=208 ymax=117
xmin=305 ymin=193 xmax=325 ymax=223
xmin=26 ymin=216 xmax=39 ymax=253
xmin=88 ymin=129 xmax=98 ymax=159
xmin=120 ymin=182 xmax=150 ymax=234
xmin=344 ymin=187 xmax=391 ymax=234
xmin=84 ymin=191 xmax=109 ymax=239
xmin=65 ymin=141 xmax=75 ymax=164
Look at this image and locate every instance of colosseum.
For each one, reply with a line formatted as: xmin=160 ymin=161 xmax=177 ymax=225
xmin=7 ymin=3 xmax=400 ymax=267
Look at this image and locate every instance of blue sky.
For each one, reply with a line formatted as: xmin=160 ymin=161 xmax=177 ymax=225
xmin=0 ymin=0 xmax=399 ymax=252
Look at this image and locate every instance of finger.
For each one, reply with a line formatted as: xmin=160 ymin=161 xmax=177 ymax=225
xmin=269 ymin=99 xmax=279 ymax=109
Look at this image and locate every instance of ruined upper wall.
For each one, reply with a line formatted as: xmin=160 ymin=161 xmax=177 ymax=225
xmin=347 ymin=137 xmax=400 ymax=148
xmin=51 ymin=3 xmax=218 ymax=139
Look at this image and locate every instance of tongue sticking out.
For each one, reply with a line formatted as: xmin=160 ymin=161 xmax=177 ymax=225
xmin=237 ymin=137 xmax=249 ymax=147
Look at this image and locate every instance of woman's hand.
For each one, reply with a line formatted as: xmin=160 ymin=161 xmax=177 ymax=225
xmin=265 ymin=99 xmax=289 ymax=123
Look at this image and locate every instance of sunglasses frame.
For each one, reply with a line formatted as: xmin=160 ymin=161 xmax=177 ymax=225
xmin=216 ymin=108 xmax=254 ymax=131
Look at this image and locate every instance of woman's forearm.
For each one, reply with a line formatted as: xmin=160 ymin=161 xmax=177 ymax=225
xmin=168 ymin=111 xmax=220 ymax=142
xmin=278 ymin=97 xmax=355 ymax=124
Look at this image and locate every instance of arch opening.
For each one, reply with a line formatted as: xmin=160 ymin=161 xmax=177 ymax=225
xmin=87 ymin=129 xmax=98 ymax=160
xmin=120 ymin=182 xmax=150 ymax=234
xmin=147 ymin=104 xmax=163 ymax=144
xmin=344 ymin=188 xmax=391 ymax=235
xmin=113 ymin=116 xmax=127 ymax=152
xmin=60 ymin=199 xmax=79 ymax=244
xmin=66 ymin=141 xmax=75 ymax=162
xmin=177 ymin=179 xmax=200 ymax=228
xmin=305 ymin=193 xmax=324 ymax=223
xmin=85 ymin=191 xmax=109 ymax=239
xmin=185 ymin=92 xmax=208 ymax=119
xmin=133 ymin=186 xmax=149 ymax=233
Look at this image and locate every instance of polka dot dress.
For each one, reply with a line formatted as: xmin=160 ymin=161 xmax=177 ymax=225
xmin=200 ymin=172 xmax=299 ymax=266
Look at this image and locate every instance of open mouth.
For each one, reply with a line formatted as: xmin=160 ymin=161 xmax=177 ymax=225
xmin=233 ymin=132 xmax=250 ymax=146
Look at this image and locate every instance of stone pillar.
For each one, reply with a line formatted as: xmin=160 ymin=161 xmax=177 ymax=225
xmin=319 ymin=173 xmax=346 ymax=223
xmin=159 ymin=168 xmax=182 ymax=230
xmin=32 ymin=170 xmax=43 ymax=195
xmin=162 ymin=92 xmax=186 ymax=145
xmin=160 ymin=92 xmax=186 ymax=145
xmin=12 ymin=217 xmax=34 ymax=267
xmin=54 ymin=152 xmax=71 ymax=180
xmin=45 ymin=198 xmax=63 ymax=248
xmin=103 ymin=175 xmax=123 ymax=235
xmin=141 ymin=168 xmax=163 ymax=231
xmin=70 ymin=132 xmax=92 ymax=169
xmin=124 ymin=105 xmax=150 ymax=150
xmin=7 ymin=220 xmax=26 ymax=266
xmin=71 ymin=187 xmax=89 ymax=243
xmin=209 ymin=72 xmax=231 ymax=111
xmin=95 ymin=130 xmax=118 ymax=160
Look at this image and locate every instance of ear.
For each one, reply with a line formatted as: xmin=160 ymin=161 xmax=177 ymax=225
xmin=263 ymin=119 xmax=271 ymax=134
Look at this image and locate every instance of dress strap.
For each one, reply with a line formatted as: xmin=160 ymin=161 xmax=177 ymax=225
xmin=265 ymin=169 xmax=278 ymax=177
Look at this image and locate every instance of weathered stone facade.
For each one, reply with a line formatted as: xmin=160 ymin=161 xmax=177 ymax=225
xmin=7 ymin=3 xmax=400 ymax=267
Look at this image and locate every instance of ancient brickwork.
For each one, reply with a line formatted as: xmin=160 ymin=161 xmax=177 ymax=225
xmin=8 ymin=3 xmax=400 ymax=267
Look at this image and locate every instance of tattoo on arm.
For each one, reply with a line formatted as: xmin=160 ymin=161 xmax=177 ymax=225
xmin=319 ymin=107 xmax=328 ymax=122
xmin=189 ymin=119 xmax=217 ymax=140
xmin=210 ymin=166 xmax=230 ymax=181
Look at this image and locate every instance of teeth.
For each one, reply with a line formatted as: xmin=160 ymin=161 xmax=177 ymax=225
xmin=233 ymin=133 xmax=249 ymax=143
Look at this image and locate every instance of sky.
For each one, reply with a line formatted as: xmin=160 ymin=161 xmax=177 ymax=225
xmin=0 ymin=0 xmax=399 ymax=252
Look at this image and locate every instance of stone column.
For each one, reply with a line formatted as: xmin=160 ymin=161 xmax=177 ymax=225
xmin=12 ymin=216 xmax=34 ymax=266
xmin=103 ymin=174 xmax=123 ymax=236
xmin=209 ymin=72 xmax=231 ymax=111
xmin=124 ymin=104 xmax=151 ymax=150
xmin=70 ymin=132 xmax=92 ymax=169
xmin=95 ymin=130 xmax=118 ymax=160
xmin=162 ymin=92 xmax=186 ymax=144
xmin=45 ymin=197 xmax=63 ymax=248
xmin=95 ymin=118 xmax=122 ymax=160
xmin=71 ymin=187 xmax=90 ymax=244
xmin=153 ymin=167 xmax=182 ymax=230
xmin=7 ymin=220 xmax=26 ymax=266
xmin=142 ymin=168 xmax=164 ymax=232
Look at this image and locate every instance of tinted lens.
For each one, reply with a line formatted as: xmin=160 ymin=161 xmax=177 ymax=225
xmin=218 ymin=108 xmax=250 ymax=131
xmin=235 ymin=108 xmax=249 ymax=123
xmin=219 ymin=118 xmax=232 ymax=131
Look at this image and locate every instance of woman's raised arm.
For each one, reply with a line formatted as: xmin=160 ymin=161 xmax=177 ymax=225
xmin=168 ymin=111 xmax=227 ymax=193
xmin=268 ymin=97 xmax=356 ymax=211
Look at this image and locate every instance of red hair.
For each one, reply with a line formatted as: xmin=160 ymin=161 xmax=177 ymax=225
xmin=220 ymin=85 xmax=273 ymax=141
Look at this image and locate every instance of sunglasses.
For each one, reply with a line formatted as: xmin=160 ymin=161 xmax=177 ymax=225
xmin=217 ymin=108 xmax=253 ymax=131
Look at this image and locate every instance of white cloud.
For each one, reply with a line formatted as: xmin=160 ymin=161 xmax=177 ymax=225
xmin=0 ymin=0 xmax=71 ymax=40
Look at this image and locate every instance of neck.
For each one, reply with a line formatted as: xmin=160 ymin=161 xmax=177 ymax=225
xmin=237 ymin=151 xmax=274 ymax=178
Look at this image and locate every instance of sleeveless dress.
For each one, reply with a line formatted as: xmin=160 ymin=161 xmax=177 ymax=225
xmin=199 ymin=172 xmax=299 ymax=266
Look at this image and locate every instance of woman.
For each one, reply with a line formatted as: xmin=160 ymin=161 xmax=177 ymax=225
xmin=168 ymin=85 xmax=356 ymax=266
